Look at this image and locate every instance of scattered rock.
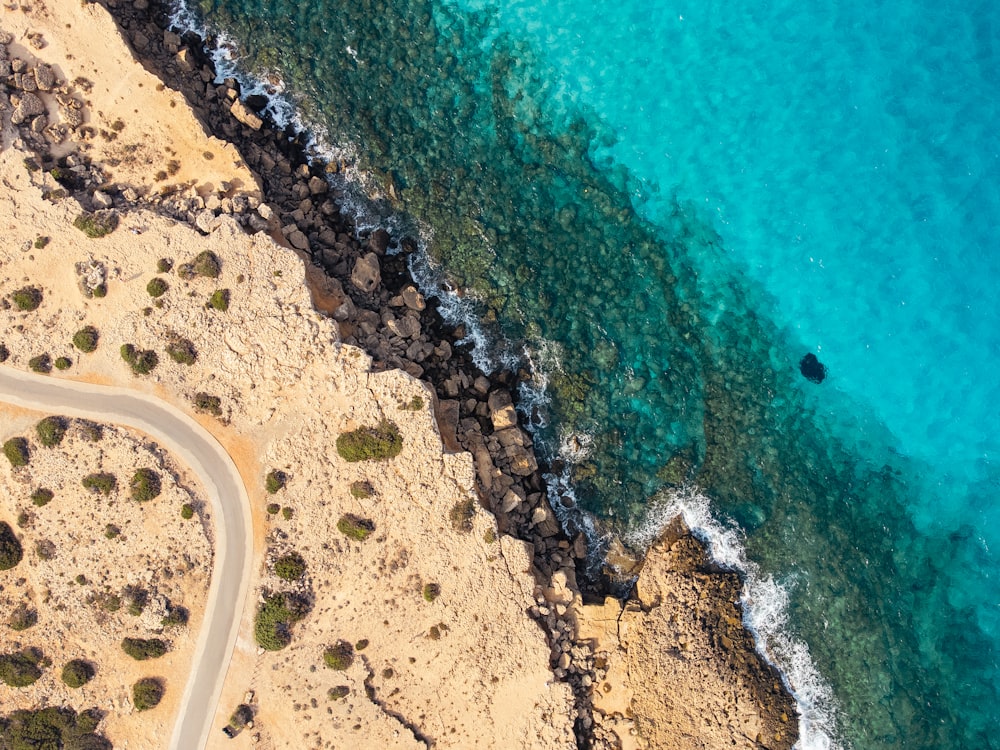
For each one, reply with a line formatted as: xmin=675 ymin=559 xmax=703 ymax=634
xmin=11 ymin=91 xmax=45 ymax=125
xmin=350 ymin=252 xmax=381 ymax=293
xmin=230 ymin=99 xmax=263 ymax=130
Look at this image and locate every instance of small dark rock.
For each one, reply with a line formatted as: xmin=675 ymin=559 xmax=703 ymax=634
xmin=799 ymin=353 xmax=827 ymax=383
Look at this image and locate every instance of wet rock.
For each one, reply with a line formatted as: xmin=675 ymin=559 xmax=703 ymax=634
xmin=350 ymin=252 xmax=381 ymax=293
xmin=799 ymin=352 xmax=827 ymax=383
xmin=400 ymin=285 xmax=425 ymax=311
xmin=506 ymin=444 xmax=538 ymax=476
xmin=368 ymin=227 xmax=391 ymax=255
xmin=307 ymin=175 xmax=328 ymax=195
xmin=230 ymin=99 xmax=263 ymax=130
xmin=163 ymin=30 xmax=182 ymax=51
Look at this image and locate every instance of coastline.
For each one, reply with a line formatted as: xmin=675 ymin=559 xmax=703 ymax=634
xmin=1 ymin=1 xmax=800 ymax=747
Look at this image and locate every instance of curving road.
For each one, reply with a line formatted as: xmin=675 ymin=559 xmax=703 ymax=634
xmin=0 ymin=366 xmax=252 ymax=750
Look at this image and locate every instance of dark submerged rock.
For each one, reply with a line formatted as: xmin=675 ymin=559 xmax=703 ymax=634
xmin=799 ymin=352 xmax=827 ymax=383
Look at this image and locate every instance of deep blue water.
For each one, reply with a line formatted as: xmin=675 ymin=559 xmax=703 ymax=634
xmin=180 ymin=0 xmax=1000 ymax=746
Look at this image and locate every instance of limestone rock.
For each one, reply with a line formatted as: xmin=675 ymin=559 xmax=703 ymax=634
xmin=489 ymin=390 xmax=519 ymax=431
xmin=401 ymin=285 xmax=425 ymax=311
xmin=11 ymin=91 xmax=45 ymax=125
xmin=287 ymin=229 xmax=310 ymax=251
xmin=307 ymin=175 xmax=328 ymax=195
xmin=33 ymin=64 xmax=55 ymax=91
xmin=92 ymin=191 xmax=114 ymax=210
xmin=351 ymin=252 xmax=381 ymax=293
xmin=230 ymin=99 xmax=263 ymax=130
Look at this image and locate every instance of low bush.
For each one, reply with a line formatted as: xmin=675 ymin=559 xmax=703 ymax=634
xmin=78 ymin=420 xmax=103 ymax=441
xmin=337 ymin=514 xmax=374 ymax=542
xmin=0 ymin=522 xmax=23 ymax=571
xmin=349 ymin=480 xmax=373 ymax=499
xmin=104 ymin=524 xmax=120 ymax=539
xmin=91 ymin=283 xmax=107 ymax=298
xmin=156 ymin=258 xmax=173 ymax=273
xmin=3 ymin=437 xmax=30 ymax=468
xmin=266 ymin=503 xmax=280 ymax=515
xmin=335 ymin=421 xmax=403 ymax=462
xmin=180 ymin=504 xmax=194 ymax=519
xmin=120 ymin=344 xmax=158 ymax=375
xmin=11 ymin=286 xmax=42 ymax=312
xmin=0 ymin=343 xmax=8 ymax=362
xmin=31 ymin=488 xmax=54 ymax=507
xmin=323 ymin=641 xmax=354 ymax=671
xmin=422 ymin=583 xmax=441 ymax=602
xmin=192 ymin=250 xmax=221 ymax=278
xmin=121 ymin=637 xmax=168 ymax=661
xmin=82 ymin=472 xmax=117 ymax=496
xmin=0 ymin=706 xmax=109 ymax=747
xmin=281 ymin=507 xmax=293 ymax=520
xmin=130 ymin=468 xmax=161 ymax=502
xmin=36 ymin=416 xmax=68 ymax=448
xmin=34 ymin=236 xmax=50 ymax=249
xmin=34 ymin=540 xmax=55 ymax=560
xmin=449 ymin=498 xmax=475 ymax=533
xmin=229 ymin=704 xmax=253 ymax=729
xmin=124 ymin=586 xmax=147 ymax=616
xmin=273 ymin=552 xmax=306 ymax=581
xmin=328 ymin=685 xmax=350 ymax=700
xmin=28 ymin=354 xmax=52 ymax=373
xmin=73 ymin=211 xmax=118 ymax=238
xmin=355 ymin=639 xmax=369 ymax=651
xmin=73 ymin=326 xmax=100 ymax=353
xmin=132 ymin=677 xmax=165 ymax=711
xmin=0 ymin=649 xmax=44 ymax=687
xmin=161 ymin=606 xmax=189 ymax=628
xmin=54 ymin=356 xmax=72 ymax=370
xmin=208 ymin=288 xmax=230 ymax=311
xmin=61 ymin=659 xmax=95 ymax=688
xmin=265 ymin=469 xmax=286 ymax=494
xmin=165 ymin=337 xmax=197 ymax=365
xmin=254 ymin=593 xmax=307 ymax=651
xmin=193 ymin=392 xmax=222 ymax=416
xmin=146 ymin=277 xmax=169 ymax=298
xmin=8 ymin=606 xmax=37 ymax=631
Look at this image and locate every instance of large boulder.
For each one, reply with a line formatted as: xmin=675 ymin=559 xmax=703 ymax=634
xmin=350 ymin=252 xmax=381 ymax=293
xmin=11 ymin=91 xmax=45 ymax=125
xmin=229 ymin=99 xmax=263 ymax=130
xmin=33 ymin=64 xmax=55 ymax=90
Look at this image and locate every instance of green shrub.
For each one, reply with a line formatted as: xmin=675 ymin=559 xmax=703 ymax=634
xmin=78 ymin=420 xmax=104 ymax=441
xmin=91 ymin=283 xmax=107 ymax=298
xmin=265 ymin=469 xmax=286 ymax=494
xmin=0 ymin=649 xmax=44 ymax=687
xmin=281 ymin=506 xmax=293 ymax=520
xmin=8 ymin=606 xmax=37 ymax=631
xmin=192 ymin=250 xmax=221 ymax=278
xmin=130 ymin=468 xmax=161 ymax=502
xmin=208 ymin=288 xmax=230 ymax=311
xmin=229 ymin=704 xmax=253 ymax=729
xmin=34 ymin=236 xmax=50 ymax=249
xmin=11 ymin=286 xmax=42 ymax=311
xmin=422 ymin=583 xmax=441 ymax=602
xmin=328 ymin=685 xmax=350 ymax=700
xmin=0 ymin=706 xmax=109 ymax=747
xmin=266 ymin=503 xmax=280 ymax=515
xmin=193 ymin=392 xmax=222 ymax=416
xmin=132 ymin=677 xmax=165 ymax=710
xmin=180 ymin=503 xmax=194 ymax=519
xmin=335 ymin=421 xmax=403 ymax=462
xmin=36 ymin=416 xmax=68 ymax=447
xmin=121 ymin=637 xmax=168 ymax=661
xmin=31 ymin=488 xmax=54 ymax=507
xmin=254 ymin=593 xmax=308 ymax=651
xmin=54 ymin=356 xmax=72 ymax=370
xmin=124 ymin=587 xmax=147 ymax=616
xmin=323 ymin=641 xmax=354 ymax=671
xmin=34 ymin=540 xmax=55 ymax=560
xmin=82 ymin=472 xmax=117 ymax=496
xmin=96 ymin=592 xmax=121 ymax=612
xmin=349 ymin=480 xmax=373 ymax=499
xmin=273 ymin=552 xmax=306 ymax=581
xmin=3 ymin=437 xmax=30 ymax=468
xmin=120 ymin=344 xmax=158 ymax=375
xmin=157 ymin=258 xmax=173 ymax=273
xmin=61 ymin=659 xmax=95 ymax=688
xmin=337 ymin=514 xmax=374 ymax=542
xmin=75 ymin=574 xmax=87 ymax=586
xmin=146 ymin=277 xmax=169 ymax=298
xmin=450 ymin=498 xmax=475 ymax=533
xmin=165 ymin=337 xmax=197 ymax=364
xmin=161 ymin=606 xmax=189 ymax=628
xmin=355 ymin=639 xmax=369 ymax=651
xmin=73 ymin=326 xmax=100 ymax=353
xmin=28 ymin=354 xmax=52 ymax=373
xmin=399 ymin=395 xmax=424 ymax=410
xmin=104 ymin=524 xmax=120 ymax=539
xmin=73 ymin=211 xmax=118 ymax=238
xmin=0 ymin=343 xmax=8 ymax=362
xmin=0 ymin=522 xmax=23 ymax=571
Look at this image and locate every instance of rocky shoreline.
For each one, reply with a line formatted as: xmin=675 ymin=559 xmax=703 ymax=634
xmin=2 ymin=3 xmax=799 ymax=746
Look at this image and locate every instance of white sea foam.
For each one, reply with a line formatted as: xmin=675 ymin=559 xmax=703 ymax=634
xmin=628 ymin=486 xmax=842 ymax=750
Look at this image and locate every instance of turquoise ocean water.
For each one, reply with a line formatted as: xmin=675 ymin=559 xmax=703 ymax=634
xmin=178 ymin=0 xmax=1000 ymax=746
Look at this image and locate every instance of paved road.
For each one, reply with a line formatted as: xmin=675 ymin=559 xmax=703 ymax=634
xmin=0 ymin=366 xmax=252 ymax=750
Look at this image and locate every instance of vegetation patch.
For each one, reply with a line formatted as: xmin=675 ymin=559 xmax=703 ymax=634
xmin=3 ymin=437 xmax=30 ymax=468
xmin=0 ymin=706 xmax=109 ymax=748
xmin=0 ymin=522 xmax=23 ymax=571
xmin=166 ymin=336 xmax=197 ymax=364
xmin=265 ymin=469 xmax=287 ymax=494
xmin=328 ymin=685 xmax=350 ymax=700
xmin=181 ymin=503 xmax=194 ymax=519
xmin=54 ymin=356 xmax=72 ymax=370
xmin=73 ymin=211 xmax=118 ymax=238
xmin=281 ymin=506 xmax=293 ymax=520
xmin=78 ymin=420 xmax=103 ymax=441
xmin=34 ymin=236 xmax=50 ymax=249
xmin=0 ymin=648 xmax=45 ymax=687
xmin=349 ymin=480 xmax=374 ymax=499
xmin=335 ymin=421 xmax=403 ymax=462
xmin=208 ymin=288 xmax=230 ymax=311
xmin=11 ymin=286 xmax=42 ymax=311
xmin=132 ymin=677 xmax=165 ymax=711
xmin=120 ymin=343 xmax=159 ymax=375
xmin=422 ymin=583 xmax=441 ymax=602
xmin=337 ymin=514 xmax=375 ymax=541
xmin=61 ymin=659 xmax=95 ymax=688
xmin=156 ymin=258 xmax=173 ymax=273
xmin=161 ymin=606 xmax=189 ymax=628
xmin=103 ymin=524 xmax=120 ymax=540
xmin=82 ymin=472 xmax=117 ymax=496
xmin=73 ymin=326 xmax=100 ymax=352
xmin=28 ymin=353 xmax=52 ymax=373
xmin=146 ymin=277 xmax=169 ymax=298
xmin=254 ymin=592 xmax=307 ymax=651
xmin=31 ymin=488 xmax=54 ymax=507
xmin=450 ymin=498 xmax=476 ymax=533
xmin=36 ymin=416 xmax=68 ymax=448
xmin=273 ymin=552 xmax=306 ymax=581
xmin=121 ymin=637 xmax=168 ymax=661
xmin=193 ymin=392 xmax=222 ymax=416
xmin=179 ymin=250 xmax=222 ymax=279
xmin=8 ymin=605 xmax=37 ymax=632
xmin=323 ymin=640 xmax=354 ymax=670
xmin=0 ymin=343 xmax=8 ymax=362
xmin=266 ymin=503 xmax=280 ymax=515
xmin=129 ymin=468 xmax=162 ymax=502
